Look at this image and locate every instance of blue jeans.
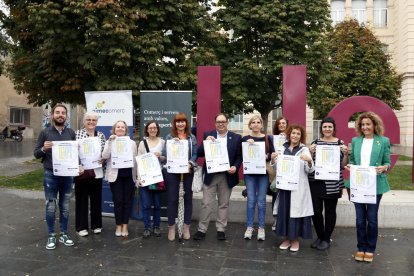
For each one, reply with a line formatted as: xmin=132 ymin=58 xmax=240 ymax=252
xmin=43 ymin=170 xmax=73 ymax=235
xmin=140 ymin=186 xmax=161 ymax=229
xmin=354 ymin=195 xmax=383 ymax=253
xmin=245 ymin=174 xmax=268 ymax=228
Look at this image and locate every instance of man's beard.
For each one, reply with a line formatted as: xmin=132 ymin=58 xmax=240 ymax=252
xmin=53 ymin=118 xmax=65 ymax=127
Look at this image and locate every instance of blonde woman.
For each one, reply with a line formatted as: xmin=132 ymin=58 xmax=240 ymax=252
xmin=242 ymin=115 xmax=274 ymax=241
xmin=102 ymin=120 xmax=137 ymax=237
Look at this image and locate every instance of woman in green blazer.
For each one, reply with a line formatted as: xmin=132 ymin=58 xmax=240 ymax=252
xmin=345 ymin=112 xmax=391 ymax=263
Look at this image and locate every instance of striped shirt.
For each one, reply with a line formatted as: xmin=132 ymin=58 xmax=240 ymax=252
xmin=308 ymin=139 xmax=345 ymax=195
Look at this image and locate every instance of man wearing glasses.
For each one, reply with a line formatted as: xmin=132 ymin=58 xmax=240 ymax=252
xmin=193 ymin=113 xmax=242 ymax=241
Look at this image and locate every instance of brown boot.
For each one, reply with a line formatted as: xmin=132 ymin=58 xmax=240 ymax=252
xmin=183 ymin=224 xmax=191 ymax=240
xmin=168 ymin=225 xmax=176 ymax=241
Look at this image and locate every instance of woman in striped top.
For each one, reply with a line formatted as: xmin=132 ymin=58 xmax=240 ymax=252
xmin=308 ymin=117 xmax=348 ymax=251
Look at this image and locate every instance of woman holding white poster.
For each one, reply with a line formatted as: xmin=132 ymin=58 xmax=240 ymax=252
xmin=345 ymin=112 xmax=391 ymax=263
xmin=102 ymin=120 xmax=137 ymax=238
xmin=308 ymin=117 xmax=348 ymax=251
xmin=163 ymin=112 xmax=197 ymax=241
xmin=137 ymin=121 xmax=165 ymax=238
xmin=74 ymin=112 xmax=106 ymax=237
xmin=242 ymin=115 xmax=274 ymax=241
xmin=271 ymin=125 xmax=314 ymax=252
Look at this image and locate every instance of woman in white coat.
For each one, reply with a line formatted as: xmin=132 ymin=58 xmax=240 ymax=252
xmin=271 ymin=125 xmax=314 ymax=252
xmin=102 ymin=120 xmax=137 ymax=238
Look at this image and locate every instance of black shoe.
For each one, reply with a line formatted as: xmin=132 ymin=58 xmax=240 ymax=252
xmin=317 ymin=240 xmax=330 ymax=251
xmin=193 ymin=231 xmax=206 ymax=240
xmin=217 ymin=231 xmax=226 ymax=241
xmin=311 ymin=238 xmax=321 ymax=249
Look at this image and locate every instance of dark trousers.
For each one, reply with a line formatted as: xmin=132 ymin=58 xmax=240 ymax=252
xmin=165 ymin=172 xmax=194 ymax=226
xmin=311 ymin=192 xmax=339 ymax=242
xmin=75 ymin=177 xmax=102 ymax=231
xmin=110 ymin=176 xmax=135 ymax=225
xmin=354 ymin=195 xmax=382 ymax=253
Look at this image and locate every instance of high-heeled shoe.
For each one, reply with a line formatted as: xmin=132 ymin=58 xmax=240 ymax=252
xmin=183 ymin=224 xmax=191 ymax=240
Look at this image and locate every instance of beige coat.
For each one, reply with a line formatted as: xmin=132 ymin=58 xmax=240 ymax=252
xmin=102 ymin=138 xmax=137 ymax=183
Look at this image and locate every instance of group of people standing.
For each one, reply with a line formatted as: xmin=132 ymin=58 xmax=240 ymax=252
xmin=34 ymin=104 xmax=391 ymax=264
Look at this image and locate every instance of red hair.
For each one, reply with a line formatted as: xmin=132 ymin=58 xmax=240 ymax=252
xmin=171 ymin=112 xmax=190 ymax=137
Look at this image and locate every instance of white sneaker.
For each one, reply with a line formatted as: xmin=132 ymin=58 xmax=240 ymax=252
xmin=257 ymin=228 xmax=265 ymax=241
xmin=244 ymin=227 xmax=254 ymax=240
xmin=77 ymin=229 xmax=88 ymax=237
xmin=93 ymin=228 xmax=102 ymax=234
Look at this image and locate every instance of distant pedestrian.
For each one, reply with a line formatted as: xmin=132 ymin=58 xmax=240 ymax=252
xmin=345 ymin=112 xmax=391 ymax=263
xmin=34 ymin=103 xmax=81 ymax=250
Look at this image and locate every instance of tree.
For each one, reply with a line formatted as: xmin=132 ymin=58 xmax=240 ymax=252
xmin=0 ymin=0 xmax=220 ymax=106
xmin=213 ymin=0 xmax=332 ymax=128
xmin=308 ymin=19 xmax=403 ymax=119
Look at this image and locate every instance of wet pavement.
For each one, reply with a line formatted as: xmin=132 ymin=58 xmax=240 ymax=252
xmin=0 ymin=188 xmax=413 ymax=276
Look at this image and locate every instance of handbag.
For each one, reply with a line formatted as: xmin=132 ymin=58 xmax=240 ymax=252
xmin=143 ymin=139 xmax=166 ymax=192
xmin=74 ymin=169 xmax=96 ymax=184
xmin=192 ymin=166 xmax=204 ymax=192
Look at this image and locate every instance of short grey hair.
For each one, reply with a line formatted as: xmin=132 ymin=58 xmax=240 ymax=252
xmin=83 ymin=112 xmax=99 ymax=122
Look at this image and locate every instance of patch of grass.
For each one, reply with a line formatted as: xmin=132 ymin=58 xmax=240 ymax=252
xmin=0 ymin=169 xmax=44 ymax=190
xmin=388 ymin=165 xmax=413 ymax=190
xmin=397 ymin=155 xmax=412 ymax=161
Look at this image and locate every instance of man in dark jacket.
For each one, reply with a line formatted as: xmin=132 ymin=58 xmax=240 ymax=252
xmin=193 ymin=113 xmax=242 ymax=241
xmin=34 ymin=104 xmax=79 ymax=250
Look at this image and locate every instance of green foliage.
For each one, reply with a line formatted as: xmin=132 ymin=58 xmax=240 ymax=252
xmin=214 ymin=0 xmax=332 ymax=125
xmin=387 ymin=165 xmax=413 ymax=191
xmin=1 ymin=0 xmax=220 ymax=106
xmin=0 ymin=169 xmax=44 ymax=190
xmin=309 ymin=20 xmax=403 ymax=119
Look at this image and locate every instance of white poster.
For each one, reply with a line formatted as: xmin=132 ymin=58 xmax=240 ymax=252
xmin=111 ymin=137 xmax=134 ymax=169
xmin=315 ymin=145 xmax=341 ymax=181
xmin=166 ymin=140 xmax=189 ymax=173
xmin=52 ymin=141 xmax=79 ymax=176
xmin=78 ymin=137 xmax=102 ymax=170
xmin=242 ymin=142 xmax=266 ymax=174
xmin=276 ymin=155 xmax=301 ymax=191
xmin=136 ymin=153 xmax=164 ymax=186
xmin=203 ymin=140 xmax=230 ymax=173
xmin=273 ymin=135 xmax=286 ymax=154
xmin=350 ymin=165 xmax=377 ymax=204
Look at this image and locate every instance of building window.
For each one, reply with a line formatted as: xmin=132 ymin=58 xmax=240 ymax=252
xmin=9 ymin=107 xmax=30 ymax=125
xmin=373 ymin=0 xmax=388 ymax=27
xmin=331 ymin=0 xmax=345 ymax=25
xmin=352 ymin=0 xmax=366 ymax=25
xmin=313 ymin=120 xmax=322 ymax=140
xmin=228 ymin=113 xmax=243 ymax=132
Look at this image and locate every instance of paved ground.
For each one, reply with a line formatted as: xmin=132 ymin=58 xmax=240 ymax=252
xmin=0 ymin=188 xmax=413 ymax=276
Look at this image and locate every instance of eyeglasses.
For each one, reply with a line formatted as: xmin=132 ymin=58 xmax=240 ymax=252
xmin=86 ymin=119 xmax=97 ymax=122
xmin=215 ymin=121 xmax=228 ymax=124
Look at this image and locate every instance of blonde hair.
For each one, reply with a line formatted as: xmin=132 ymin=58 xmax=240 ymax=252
xmin=248 ymin=115 xmax=263 ymax=130
xmin=355 ymin=112 xmax=384 ymax=136
xmin=111 ymin=120 xmax=128 ymax=136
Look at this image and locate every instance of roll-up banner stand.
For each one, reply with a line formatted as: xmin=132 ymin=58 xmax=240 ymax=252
xmin=84 ymin=90 xmax=134 ymax=216
xmin=140 ymin=90 xmax=192 ymax=219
